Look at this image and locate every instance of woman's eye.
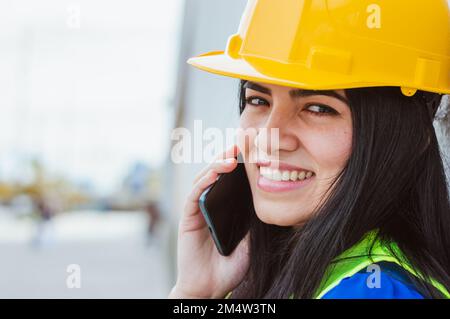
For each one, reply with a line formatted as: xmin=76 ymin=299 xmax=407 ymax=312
xmin=245 ymin=96 xmax=269 ymax=107
xmin=305 ymin=104 xmax=338 ymax=116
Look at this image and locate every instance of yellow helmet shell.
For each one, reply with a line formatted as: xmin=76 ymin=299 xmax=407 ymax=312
xmin=188 ymin=0 xmax=450 ymax=95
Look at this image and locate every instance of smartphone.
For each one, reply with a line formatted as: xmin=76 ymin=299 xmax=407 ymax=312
xmin=199 ymin=155 xmax=254 ymax=256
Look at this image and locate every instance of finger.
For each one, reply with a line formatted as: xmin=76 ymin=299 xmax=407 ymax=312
xmin=184 ymin=170 xmax=219 ymax=219
xmin=220 ymin=144 xmax=240 ymax=160
xmin=192 ymin=145 xmax=239 ymax=184
xmin=192 ymin=159 xmax=237 ymax=185
xmin=192 ymin=147 xmax=239 ymax=185
xmin=184 ymin=156 xmax=239 ymax=221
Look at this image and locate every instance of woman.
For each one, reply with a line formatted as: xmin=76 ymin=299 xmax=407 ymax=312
xmin=169 ymin=0 xmax=450 ymax=298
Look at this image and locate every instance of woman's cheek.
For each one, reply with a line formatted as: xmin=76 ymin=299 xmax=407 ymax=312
xmin=306 ymin=129 xmax=352 ymax=169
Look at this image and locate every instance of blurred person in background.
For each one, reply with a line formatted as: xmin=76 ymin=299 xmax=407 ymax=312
xmin=31 ymin=194 xmax=55 ymax=248
xmin=169 ymin=0 xmax=450 ymax=299
xmin=145 ymin=201 xmax=162 ymax=245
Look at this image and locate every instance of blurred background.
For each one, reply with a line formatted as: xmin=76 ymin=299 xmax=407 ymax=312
xmin=0 ymin=0 xmax=449 ymax=299
xmin=0 ymin=0 xmax=246 ymax=298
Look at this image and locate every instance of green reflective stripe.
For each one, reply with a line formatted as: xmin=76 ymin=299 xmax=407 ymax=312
xmin=224 ymin=291 xmax=232 ymax=299
xmin=313 ymin=230 xmax=450 ymax=299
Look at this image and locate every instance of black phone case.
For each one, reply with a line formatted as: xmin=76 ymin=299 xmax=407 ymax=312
xmin=199 ymin=161 xmax=254 ymax=256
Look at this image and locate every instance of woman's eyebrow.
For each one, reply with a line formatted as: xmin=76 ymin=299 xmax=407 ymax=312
xmin=243 ymin=81 xmax=271 ymax=95
xmin=290 ymin=89 xmax=349 ymax=105
xmin=243 ymin=81 xmax=349 ymax=105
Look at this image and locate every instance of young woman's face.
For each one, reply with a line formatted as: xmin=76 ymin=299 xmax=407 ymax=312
xmin=239 ymin=81 xmax=353 ymax=227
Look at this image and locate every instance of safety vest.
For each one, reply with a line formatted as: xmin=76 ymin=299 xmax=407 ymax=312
xmin=313 ymin=230 xmax=450 ymax=299
xmin=225 ymin=230 xmax=450 ymax=299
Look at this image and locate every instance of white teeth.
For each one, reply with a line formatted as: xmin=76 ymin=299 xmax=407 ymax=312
xmin=272 ymin=169 xmax=282 ymax=181
xmin=281 ymin=171 xmax=290 ymax=181
xmin=290 ymin=171 xmax=298 ymax=181
xmin=260 ymin=166 xmax=314 ymax=182
xmin=263 ymin=167 xmax=272 ymax=179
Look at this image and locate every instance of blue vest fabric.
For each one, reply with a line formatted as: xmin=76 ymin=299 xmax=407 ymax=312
xmin=322 ymin=261 xmax=424 ymax=299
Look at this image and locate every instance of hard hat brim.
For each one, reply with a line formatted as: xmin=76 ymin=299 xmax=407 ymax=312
xmin=188 ymin=51 xmax=450 ymax=95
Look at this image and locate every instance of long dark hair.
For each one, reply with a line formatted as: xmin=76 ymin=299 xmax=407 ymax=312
xmin=232 ymin=80 xmax=450 ymax=298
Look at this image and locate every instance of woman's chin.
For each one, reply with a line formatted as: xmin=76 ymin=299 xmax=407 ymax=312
xmin=254 ymin=201 xmax=312 ymax=227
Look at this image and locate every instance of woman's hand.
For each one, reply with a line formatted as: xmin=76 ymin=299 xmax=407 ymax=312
xmin=169 ymin=145 xmax=250 ymax=299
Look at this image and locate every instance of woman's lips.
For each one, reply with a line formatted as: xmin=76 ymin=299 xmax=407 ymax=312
xmin=257 ymin=171 xmax=314 ymax=192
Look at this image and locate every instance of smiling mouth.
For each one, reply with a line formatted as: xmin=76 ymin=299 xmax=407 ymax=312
xmin=256 ymin=165 xmax=316 ymax=193
xmin=259 ymin=166 xmax=315 ymax=182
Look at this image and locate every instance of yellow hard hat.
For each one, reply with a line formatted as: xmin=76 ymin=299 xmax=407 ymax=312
xmin=188 ymin=0 xmax=450 ymax=96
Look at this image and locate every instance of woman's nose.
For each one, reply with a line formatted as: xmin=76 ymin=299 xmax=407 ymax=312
xmin=256 ymin=110 xmax=299 ymax=155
